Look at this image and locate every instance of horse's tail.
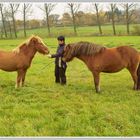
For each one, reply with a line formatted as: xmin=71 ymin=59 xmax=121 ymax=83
xmin=137 ymin=56 xmax=140 ymax=89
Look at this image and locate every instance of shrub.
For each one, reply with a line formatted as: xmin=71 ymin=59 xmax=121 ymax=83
xmin=132 ymin=25 xmax=140 ymax=35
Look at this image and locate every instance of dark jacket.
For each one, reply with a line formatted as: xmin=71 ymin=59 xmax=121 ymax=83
xmin=51 ymin=44 xmax=67 ymax=68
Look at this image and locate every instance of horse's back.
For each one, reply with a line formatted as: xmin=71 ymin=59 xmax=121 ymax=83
xmin=116 ymin=45 xmax=138 ymax=55
xmin=111 ymin=45 xmax=140 ymax=70
xmin=116 ymin=46 xmax=139 ymax=62
xmin=0 ymin=50 xmax=15 ymax=59
xmin=94 ymin=46 xmax=139 ymax=73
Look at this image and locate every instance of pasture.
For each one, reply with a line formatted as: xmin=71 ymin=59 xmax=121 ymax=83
xmin=0 ymin=36 xmax=140 ymax=136
xmin=16 ymin=24 xmax=139 ymax=38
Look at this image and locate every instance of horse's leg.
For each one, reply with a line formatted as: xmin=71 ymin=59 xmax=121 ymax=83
xmin=127 ymin=68 xmax=138 ymax=90
xmin=15 ymin=70 xmax=23 ymax=88
xmin=92 ymin=71 xmax=100 ymax=93
xmin=137 ymin=64 xmax=140 ymax=90
xmin=21 ymin=69 xmax=27 ymax=87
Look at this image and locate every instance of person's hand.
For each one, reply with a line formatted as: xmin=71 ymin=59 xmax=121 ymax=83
xmin=47 ymin=54 xmax=52 ymax=58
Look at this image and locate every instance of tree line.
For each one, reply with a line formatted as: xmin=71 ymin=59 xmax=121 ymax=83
xmin=0 ymin=3 xmax=139 ymax=38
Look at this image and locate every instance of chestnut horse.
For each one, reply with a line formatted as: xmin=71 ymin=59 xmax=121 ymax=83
xmin=0 ymin=35 xmax=49 ymax=88
xmin=62 ymin=41 xmax=140 ymax=93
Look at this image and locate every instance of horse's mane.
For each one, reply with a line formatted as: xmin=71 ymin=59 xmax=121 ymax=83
xmin=12 ymin=35 xmax=43 ymax=54
xmin=70 ymin=41 xmax=106 ymax=56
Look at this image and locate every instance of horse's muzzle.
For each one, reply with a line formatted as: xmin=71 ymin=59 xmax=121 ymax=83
xmin=45 ymin=50 xmax=49 ymax=54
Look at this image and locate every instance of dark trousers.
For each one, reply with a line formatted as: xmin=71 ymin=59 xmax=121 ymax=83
xmin=55 ymin=65 xmax=67 ymax=84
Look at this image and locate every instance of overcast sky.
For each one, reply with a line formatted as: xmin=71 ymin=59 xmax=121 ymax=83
xmin=2 ymin=2 xmax=140 ymax=20
xmin=16 ymin=2 xmax=115 ymax=19
xmin=16 ymin=3 xmax=93 ymax=20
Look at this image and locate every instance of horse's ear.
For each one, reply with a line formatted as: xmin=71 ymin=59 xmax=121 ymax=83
xmin=30 ymin=37 xmax=37 ymax=44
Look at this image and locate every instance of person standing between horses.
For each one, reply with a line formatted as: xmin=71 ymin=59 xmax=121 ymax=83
xmin=47 ymin=36 xmax=67 ymax=85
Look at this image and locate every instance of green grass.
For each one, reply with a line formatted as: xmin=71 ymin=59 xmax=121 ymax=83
xmin=14 ymin=24 xmax=139 ymax=38
xmin=0 ymin=36 xmax=140 ymax=136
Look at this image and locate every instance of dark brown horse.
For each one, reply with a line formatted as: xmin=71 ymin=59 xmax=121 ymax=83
xmin=0 ymin=35 xmax=49 ymax=88
xmin=62 ymin=41 xmax=140 ymax=93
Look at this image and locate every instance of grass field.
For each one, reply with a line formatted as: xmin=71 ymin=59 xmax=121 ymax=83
xmin=0 ymin=36 xmax=140 ymax=136
xmin=15 ymin=24 xmax=139 ymax=38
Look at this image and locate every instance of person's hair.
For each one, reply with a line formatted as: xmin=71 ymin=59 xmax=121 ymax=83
xmin=57 ymin=36 xmax=65 ymax=41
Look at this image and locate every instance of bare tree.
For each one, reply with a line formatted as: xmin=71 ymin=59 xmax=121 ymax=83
xmin=3 ymin=7 xmax=13 ymax=38
xmin=10 ymin=4 xmax=19 ymax=38
xmin=49 ymin=14 xmax=60 ymax=26
xmin=94 ymin=3 xmax=102 ymax=35
xmin=23 ymin=3 xmax=32 ymax=37
xmin=8 ymin=20 xmax=12 ymax=38
xmin=38 ymin=3 xmax=56 ymax=36
xmin=0 ymin=4 xmax=7 ymax=38
xmin=110 ymin=4 xmax=116 ymax=35
xmin=67 ymin=3 xmax=80 ymax=35
xmin=122 ymin=3 xmax=136 ymax=35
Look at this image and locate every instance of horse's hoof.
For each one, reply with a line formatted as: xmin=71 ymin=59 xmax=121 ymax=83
xmin=96 ymin=90 xmax=101 ymax=93
xmin=136 ymin=86 xmax=140 ymax=90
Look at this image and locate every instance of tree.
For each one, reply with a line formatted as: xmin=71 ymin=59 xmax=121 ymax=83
xmin=67 ymin=3 xmax=80 ymax=35
xmin=3 ymin=7 xmax=13 ymax=38
xmin=133 ymin=8 xmax=140 ymax=24
xmin=122 ymin=3 xmax=136 ymax=35
xmin=49 ymin=14 xmax=60 ymax=26
xmin=94 ymin=3 xmax=102 ymax=35
xmin=10 ymin=4 xmax=19 ymax=38
xmin=114 ymin=7 xmax=122 ymax=23
xmin=38 ymin=3 xmax=56 ymax=36
xmin=23 ymin=3 xmax=32 ymax=37
xmin=110 ymin=4 xmax=116 ymax=35
xmin=0 ymin=4 xmax=7 ymax=38
xmin=75 ymin=11 xmax=84 ymax=26
xmin=105 ymin=11 xmax=111 ymax=23
xmin=28 ymin=19 xmax=40 ymax=28
xmin=61 ymin=12 xmax=72 ymax=26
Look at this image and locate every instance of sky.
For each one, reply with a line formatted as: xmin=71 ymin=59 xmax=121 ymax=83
xmin=2 ymin=2 xmax=140 ymax=20
xmin=15 ymin=2 xmax=105 ymax=20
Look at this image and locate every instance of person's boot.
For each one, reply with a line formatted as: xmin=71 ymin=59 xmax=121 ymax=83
xmin=55 ymin=77 xmax=60 ymax=83
xmin=61 ymin=77 xmax=66 ymax=85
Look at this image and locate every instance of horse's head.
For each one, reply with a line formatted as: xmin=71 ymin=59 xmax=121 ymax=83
xmin=62 ymin=44 xmax=74 ymax=62
xmin=29 ymin=36 xmax=49 ymax=55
